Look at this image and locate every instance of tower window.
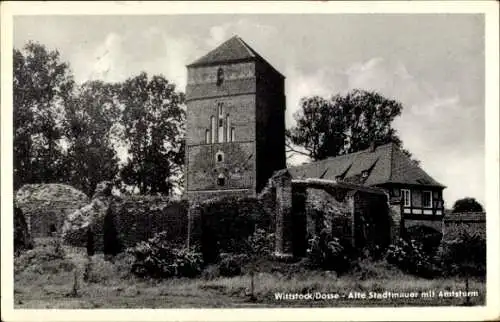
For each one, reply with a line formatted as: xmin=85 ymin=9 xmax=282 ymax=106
xmin=205 ymin=130 xmax=210 ymax=144
xmin=216 ymin=68 xmax=224 ymax=86
xmin=217 ymin=173 xmax=225 ymax=186
xmin=230 ymin=127 xmax=235 ymax=142
xmin=218 ymin=102 xmax=224 ymax=117
xmin=210 ymin=116 xmax=216 ymax=144
xmin=216 ymin=151 xmax=224 ymax=163
xmin=218 ymin=120 xmax=224 ymax=143
xmin=226 ymin=115 xmax=231 ymax=141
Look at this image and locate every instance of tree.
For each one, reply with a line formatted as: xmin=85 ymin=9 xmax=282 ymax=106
xmin=13 ymin=42 xmax=74 ymax=188
xmin=62 ymin=81 xmax=121 ymax=196
xmin=119 ymin=73 xmax=185 ymax=195
xmin=287 ymin=89 xmax=416 ymax=162
xmin=451 ymin=197 xmax=484 ymax=213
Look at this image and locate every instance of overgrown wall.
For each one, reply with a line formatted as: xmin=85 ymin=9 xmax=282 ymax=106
xmin=442 ymin=212 xmax=486 ymax=241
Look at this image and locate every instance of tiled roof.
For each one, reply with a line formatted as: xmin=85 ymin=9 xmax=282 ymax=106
xmin=187 ymin=35 xmax=284 ymax=77
xmin=288 ymin=142 xmax=445 ymax=188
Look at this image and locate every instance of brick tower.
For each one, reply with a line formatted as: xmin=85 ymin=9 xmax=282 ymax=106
xmin=185 ymin=36 xmax=286 ymax=203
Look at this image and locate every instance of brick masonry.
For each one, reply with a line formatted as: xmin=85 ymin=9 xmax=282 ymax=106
xmin=185 ymin=58 xmax=285 ymax=205
xmin=442 ymin=212 xmax=486 ymax=241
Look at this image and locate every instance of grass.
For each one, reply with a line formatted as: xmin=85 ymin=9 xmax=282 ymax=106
xmin=13 ymin=238 xmax=486 ymax=308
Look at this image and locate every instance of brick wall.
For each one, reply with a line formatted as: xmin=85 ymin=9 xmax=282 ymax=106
xmin=352 ymin=190 xmax=391 ymax=249
xmin=404 ymin=219 xmax=443 ymax=232
xmin=442 ymin=212 xmax=486 ymax=241
xmin=22 ymin=200 xmax=89 ymax=238
xmin=109 ymin=197 xmax=188 ymax=250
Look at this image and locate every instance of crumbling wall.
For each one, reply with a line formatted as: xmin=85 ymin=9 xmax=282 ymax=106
xmin=62 ymin=182 xmax=188 ymax=252
xmin=15 ymin=184 xmax=89 ymax=238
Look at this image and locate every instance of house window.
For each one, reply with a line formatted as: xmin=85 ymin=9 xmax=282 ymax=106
xmin=401 ymin=189 xmax=411 ymax=207
xmin=217 ymin=173 xmax=225 ymax=186
xmin=423 ymin=191 xmax=432 ymax=208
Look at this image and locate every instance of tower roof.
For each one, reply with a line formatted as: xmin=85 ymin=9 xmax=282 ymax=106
xmin=187 ymin=35 xmax=284 ymax=77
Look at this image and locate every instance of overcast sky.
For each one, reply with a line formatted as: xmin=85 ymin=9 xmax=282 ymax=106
xmin=13 ymin=14 xmax=485 ymax=207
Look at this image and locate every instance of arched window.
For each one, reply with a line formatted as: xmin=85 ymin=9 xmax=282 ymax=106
xmin=217 ymin=173 xmax=225 ymax=186
xmin=205 ymin=129 xmax=210 ymax=144
xmin=230 ymin=127 xmax=235 ymax=142
xmin=216 ymin=150 xmax=224 ymax=163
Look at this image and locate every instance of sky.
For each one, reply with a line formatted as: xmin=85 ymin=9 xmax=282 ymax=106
xmin=13 ymin=14 xmax=485 ymax=207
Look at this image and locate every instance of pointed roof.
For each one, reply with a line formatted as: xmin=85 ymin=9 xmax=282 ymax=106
xmin=288 ymin=142 xmax=445 ymax=188
xmin=187 ymin=35 xmax=284 ymax=77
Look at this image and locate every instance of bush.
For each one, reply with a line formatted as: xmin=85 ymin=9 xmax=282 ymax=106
xmin=439 ymin=232 xmax=486 ymax=277
xmin=128 ymin=231 xmax=203 ymax=279
xmin=306 ymin=230 xmax=352 ymax=274
xmin=247 ymin=228 xmax=274 ymax=258
xmin=218 ymin=255 xmax=242 ymax=277
xmin=385 ymin=238 xmax=440 ymax=278
xmin=405 ymin=225 xmax=443 ymax=254
xmin=14 ymin=239 xmax=71 ymax=275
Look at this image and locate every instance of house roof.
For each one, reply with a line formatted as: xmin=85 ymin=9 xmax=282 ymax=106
xmin=288 ymin=142 xmax=446 ymax=188
xmin=187 ymin=35 xmax=284 ymax=78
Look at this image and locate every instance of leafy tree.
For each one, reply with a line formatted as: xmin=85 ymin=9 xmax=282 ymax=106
xmin=13 ymin=42 xmax=74 ymax=188
xmin=62 ymin=81 xmax=121 ymax=196
xmin=451 ymin=197 xmax=484 ymax=213
xmin=119 ymin=73 xmax=185 ymax=195
xmin=287 ymin=89 xmax=416 ymax=162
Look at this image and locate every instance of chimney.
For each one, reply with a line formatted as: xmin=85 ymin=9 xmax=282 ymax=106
xmin=369 ymin=141 xmax=376 ymax=152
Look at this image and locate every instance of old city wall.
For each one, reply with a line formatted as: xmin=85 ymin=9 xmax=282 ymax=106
xmin=442 ymin=212 xmax=486 ymax=241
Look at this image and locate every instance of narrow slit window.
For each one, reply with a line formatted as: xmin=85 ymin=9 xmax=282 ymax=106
xmin=218 ymin=119 xmax=224 ymax=143
xmin=210 ymin=116 xmax=216 ymax=144
xmin=205 ymin=129 xmax=210 ymax=144
xmin=230 ymin=127 xmax=235 ymax=142
xmin=218 ymin=103 xmax=224 ymax=117
xmin=226 ymin=115 xmax=231 ymax=142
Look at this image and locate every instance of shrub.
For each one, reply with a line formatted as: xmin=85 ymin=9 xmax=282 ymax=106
xmin=405 ymin=225 xmax=443 ymax=254
xmin=247 ymin=228 xmax=275 ymax=258
xmin=306 ymin=230 xmax=352 ymax=274
xmin=439 ymin=231 xmax=486 ymax=277
xmin=385 ymin=238 xmax=440 ymax=278
xmin=127 ymin=231 xmax=203 ymax=278
xmin=218 ymin=255 xmax=242 ymax=277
